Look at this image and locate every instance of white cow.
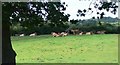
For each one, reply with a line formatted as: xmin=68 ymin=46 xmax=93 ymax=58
xmin=86 ymin=32 xmax=91 ymax=35
xmin=19 ymin=34 xmax=24 ymax=36
xmin=61 ymin=32 xmax=68 ymax=36
xmin=29 ymin=33 xmax=36 ymax=36
xmin=79 ymin=32 xmax=83 ymax=35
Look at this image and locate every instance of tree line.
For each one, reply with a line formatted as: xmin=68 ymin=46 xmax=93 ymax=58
xmin=10 ymin=17 xmax=120 ymax=36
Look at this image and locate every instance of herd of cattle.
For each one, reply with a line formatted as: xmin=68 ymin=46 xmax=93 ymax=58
xmin=19 ymin=32 xmax=37 ymax=37
xmin=51 ymin=30 xmax=106 ymax=37
xmin=18 ymin=29 xmax=106 ymax=37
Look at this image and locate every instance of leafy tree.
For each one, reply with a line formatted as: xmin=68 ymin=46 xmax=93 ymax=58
xmin=77 ymin=0 xmax=118 ymax=19
xmin=2 ymin=2 xmax=69 ymax=65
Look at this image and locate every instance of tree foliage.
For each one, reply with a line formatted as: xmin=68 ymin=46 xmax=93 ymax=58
xmin=77 ymin=0 xmax=118 ymax=19
xmin=2 ymin=2 xmax=70 ymax=28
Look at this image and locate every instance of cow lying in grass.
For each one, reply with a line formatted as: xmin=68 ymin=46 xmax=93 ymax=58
xmin=96 ymin=31 xmax=106 ymax=34
xmin=79 ymin=32 xmax=83 ymax=35
xmin=29 ymin=32 xmax=37 ymax=36
xmin=51 ymin=32 xmax=60 ymax=37
xmin=19 ymin=34 xmax=24 ymax=36
xmin=86 ymin=32 xmax=93 ymax=35
xmin=61 ymin=32 xmax=68 ymax=36
xmin=79 ymin=31 xmax=94 ymax=35
xmin=51 ymin=32 xmax=68 ymax=37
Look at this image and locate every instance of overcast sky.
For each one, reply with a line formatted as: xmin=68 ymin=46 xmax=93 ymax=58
xmin=61 ymin=0 xmax=118 ymax=20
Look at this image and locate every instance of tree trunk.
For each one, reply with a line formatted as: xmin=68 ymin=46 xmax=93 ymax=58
xmin=2 ymin=20 xmax=16 ymax=65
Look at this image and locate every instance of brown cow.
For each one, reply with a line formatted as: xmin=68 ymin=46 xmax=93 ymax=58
xmin=71 ymin=29 xmax=79 ymax=35
xmin=96 ymin=31 xmax=106 ymax=34
xmin=100 ymin=31 xmax=106 ymax=34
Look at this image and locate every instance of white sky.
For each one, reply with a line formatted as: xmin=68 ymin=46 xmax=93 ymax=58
xmin=61 ymin=0 xmax=118 ymax=20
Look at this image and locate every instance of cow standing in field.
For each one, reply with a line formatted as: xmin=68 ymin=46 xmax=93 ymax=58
xmin=29 ymin=32 xmax=37 ymax=36
xmin=71 ymin=29 xmax=79 ymax=35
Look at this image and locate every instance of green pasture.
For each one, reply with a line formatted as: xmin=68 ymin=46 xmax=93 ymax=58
xmin=11 ymin=34 xmax=118 ymax=63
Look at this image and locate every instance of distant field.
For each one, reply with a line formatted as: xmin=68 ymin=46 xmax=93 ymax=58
xmin=11 ymin=34 xmax=118 ymax=63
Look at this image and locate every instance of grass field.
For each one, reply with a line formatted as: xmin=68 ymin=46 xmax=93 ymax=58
xmin=11 ymin=34 xmax=118 ymax=63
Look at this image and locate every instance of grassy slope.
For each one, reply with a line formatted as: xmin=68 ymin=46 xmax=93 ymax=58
xmin=11 ymin=34 xmax=118 ymax=63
